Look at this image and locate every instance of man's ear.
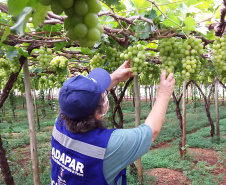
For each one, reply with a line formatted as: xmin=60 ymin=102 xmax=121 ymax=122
xmin=95 ymin=111 xmax=102 ymax=120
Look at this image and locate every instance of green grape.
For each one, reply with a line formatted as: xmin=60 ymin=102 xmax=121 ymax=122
xmin=64 ymin=7 xmax=75 ymax=16
xmin=71 ymin=14 xmax=83 ymax=26
xmin=74 ymin=0 xmax=88 ymax=16
xmin=51 ymin=1 xmax=64 ymax=15
xmin=74 ymin=23 xmax=88 ymax=38
xmin=121 ymin=44 xmax=146 ymax=76
xmin=84 ymin=13 xmax=98 ymax=28
xmin=67 ymin=28 xmax=79 ymax=41
xmin=90 ymin=53 xmax=104 ymax=69
xmin=105 ymin=47 xmax=123 ymax=68
xmin=78 ymin=37 xmax=92 ymax=47
xmin=37 ymin=46 xmax=53 ymax=69
xmin=158 ymin=36 xmax=204 ymax=80
xmin=59 ymin=0 xmax=74 ymax=9
xmin=87 ymin=0 xmax=101 ymax=13
xmin=213 ymin=35 xmax=226 ymax=75
xmin=96 ymin=23 xmax=104 ymax=35
xmin=87 ymin=28 xmax=100 ymax=41
xmin=64 ymin=0 xmax=102 ymax=48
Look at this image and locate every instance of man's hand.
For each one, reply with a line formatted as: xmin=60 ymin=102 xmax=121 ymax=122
xmin=107 ymin=60 xmax=133 ymax=90
xmin=157 ymin=70 xmax=175 ymax=100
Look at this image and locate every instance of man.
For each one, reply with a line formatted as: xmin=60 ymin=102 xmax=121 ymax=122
xmin=51 ymin=60 xmax=175 ymax=185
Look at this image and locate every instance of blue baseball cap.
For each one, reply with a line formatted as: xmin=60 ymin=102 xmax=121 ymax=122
xmin=59 ymin=68 xmax=111 ymax=120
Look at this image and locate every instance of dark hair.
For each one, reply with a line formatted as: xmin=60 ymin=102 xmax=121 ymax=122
xmin=58 ymin=96 xmax=105 ymax=133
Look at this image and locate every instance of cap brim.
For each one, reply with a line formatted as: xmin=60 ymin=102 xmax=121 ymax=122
xmin=87 ymin=68 xmax=111 ymax=93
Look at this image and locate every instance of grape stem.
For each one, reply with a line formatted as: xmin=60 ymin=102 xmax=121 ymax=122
xmin=147 ymin=0 xmax=189 ymax=38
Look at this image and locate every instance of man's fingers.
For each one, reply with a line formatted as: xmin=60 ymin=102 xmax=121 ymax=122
xmin=167 ymin=72 xmax=174 ymax=82
xmin=160 ymin=70 xmax=166 ymax=81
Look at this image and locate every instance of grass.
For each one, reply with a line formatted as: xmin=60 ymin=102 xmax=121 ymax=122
xmin=0 ymin=97 xmax=226 ymax=184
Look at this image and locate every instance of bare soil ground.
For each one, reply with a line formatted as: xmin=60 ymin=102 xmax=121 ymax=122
xmin=145 ymin=144 xmax=226 ymax=185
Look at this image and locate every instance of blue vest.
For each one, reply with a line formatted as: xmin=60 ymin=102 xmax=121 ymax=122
xmin=51 ymin=119 xmax=126 ymax=185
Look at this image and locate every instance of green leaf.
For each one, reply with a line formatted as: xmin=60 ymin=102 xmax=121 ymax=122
xmin=146 ymin=10 xmax=157 ymax=20
xmin=188 ymin=6 xmax=201 ymax=13
xmin=114 ymin=1 xmax=126 ymax=12
xmin=206 ymin=30 xmax=215 ymax=40
xmin=7 ymin=49 xmax=19 ymax=60
xmin=18 ymin=48 xmax=29 ymax=57
xmin=54 ymin=42 xmax=69 ymax=51
xmin=81 ymin=47 xmax=91 ymax=55
xmin=27 ymin=0 xmax=39 ymax=8
xmin=137 ymin=23 xmax=151 ymax=40
xmin=129 ymin=0 xmax=151 ymax=15
xmin=103 ymin=0 xmax=120 ymax=7
xmin=183 ymin=17 xmax=196 ymax=31
xmin=32 ymin=3 xmax=49 ymax=28
xmin=8 ymin=0 xmax=30 ymax=16
xmin=162 ymin=19 xmax=179 ymax=27
xmin=0 ymin=27 xmax=11 ymax=44
xmin=10 ymin=7 xmax=33 ymax=36
xmin=186 ymin=0 xmax=198 ymax=7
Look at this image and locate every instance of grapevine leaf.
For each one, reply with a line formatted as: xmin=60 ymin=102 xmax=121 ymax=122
xmin=146 ymin=10 xmax=157 ymax=20
xmin=215 ymin=8 xmax=220 ymax=19
xmin=0 ymin=27 xmax=11 ymax=44
xmin=186 ymin=0 xmax=198 ymax=7
xmin=183 ymin=17 xmax=196 ymax=31
xmin=18 ymin=48 xmax=29 ymax=57
xmin=209 ymin=66 xmax=215 ymax=72
xmin=188 ymin=6 xmax=201 ymax=13
xmin=8 ymin=0 xmax=30 ymax=16
xmin=54 ymin=42 xmax=69 ymax=51
xmin=162 ymin=19 xmax=179 ymax=27
xmin=7 ymin=49 xmax=19 ymax=60
xmin=81 ymin=47 xmax=91 ymax=55
xmin=196 ymin=2 xmax=212 ymax=11
xmin=129 ymin=0 xmax=151 ymax=15
xmin=206 ymin=30 xmax=215 ymax=40
xmin=27 ymin=0 xmax=39 ymax=8
xmin=114 ymin=1 xmax=126 ymax=12
xmin=32 ymin=3 xmax=49 ymax=28
xmin=10 ymin=7 xmax=33 ymax=36
xmin=137 ymin=23 xmax=151 ymax=39
xmin=102 ymin=0 xmax=120 ymax=7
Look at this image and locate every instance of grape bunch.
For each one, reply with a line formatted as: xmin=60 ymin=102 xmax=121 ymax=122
xmin=90 ymin=53 xmax=104 ymax=70
xmin=0 ymin=57 xmax=11 ymax=77
xmin=50 ymin=56 xmax=68 ymax=86
xmin=139 ymin=62 xmax=161 ymax=86
xmin=15 ymin=73 xmax=25 ymax=94
xmin=39 ymin=0 xmax=103 ymax=47
xmin=120 ymin=44 xmax=146 ymax=76
xmin=48 ymin=74 xmax=57 ymax=88
xmin=39 ymin=76 xmax=47 ymax=90
xmin=158 ymin=37 xmax=204 ymax=80
xmin=10 ymin=57 xmax=21 ymax=74
xmin=158 ymin=37 xmax=183 ymax=74
xmin=50 ymin=56 xmax=68 ymax=71
xmin=180 ymin=37 xmax=204 ymax=79
xmin=37 ymin=46 xmax=53 ymax=69
xmin=212 ymin=35 xmax=226 ymax=74
xmin=106 ymin=48 xmax=122 ymax=68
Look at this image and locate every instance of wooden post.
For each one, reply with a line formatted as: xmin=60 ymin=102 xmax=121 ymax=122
xmin=23 ymin=60 xmax=40 ymax=185
xmin=33 ymin=89 xmax=40 ymax=131
xmin=134 ymin=76 xmax=143 ymax=182
xmin=182 ymin=80 xmax=186 ymax=158
xmin=152 ymin=81 xmax=155 ymax=108
xmin=215 ymin=79 xmax=220 ymax=137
